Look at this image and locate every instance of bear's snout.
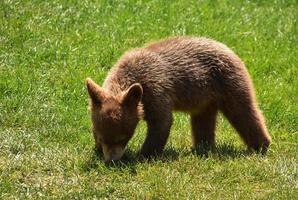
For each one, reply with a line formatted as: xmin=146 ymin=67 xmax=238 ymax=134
xmin=102 ymin=144 xmax=125 ymax=163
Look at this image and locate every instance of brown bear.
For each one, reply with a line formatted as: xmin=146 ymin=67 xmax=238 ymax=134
xmin=86 ymin=36 xmax=271 ymax=162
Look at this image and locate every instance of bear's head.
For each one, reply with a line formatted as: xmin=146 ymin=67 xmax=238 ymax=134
xmin=86 ymin=78 xmax=143 ymax=163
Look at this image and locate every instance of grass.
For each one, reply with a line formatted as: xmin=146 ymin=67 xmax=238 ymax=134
xmin=0 ymin=0 xmax=297 ymax=199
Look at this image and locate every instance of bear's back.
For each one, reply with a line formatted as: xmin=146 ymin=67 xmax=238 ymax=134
xmin=145 ymin=36 xmax=239 ymax=65
xmin=104 ymin=37 xmax=248 ymax=112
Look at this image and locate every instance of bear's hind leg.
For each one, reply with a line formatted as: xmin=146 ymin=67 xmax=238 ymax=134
xmin=221 ymin=97 xmax=271 ymax=153
xmin=191 ymin=105 xmax=218 ymax=148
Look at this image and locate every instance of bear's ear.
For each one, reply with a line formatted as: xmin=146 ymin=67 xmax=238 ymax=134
xmin=86 ymin=78 xmax=105 ymax=105
xmin=122 ymin=83 xmax=143 ymax=108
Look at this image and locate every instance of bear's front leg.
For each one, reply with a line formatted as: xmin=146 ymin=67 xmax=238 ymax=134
xmin=140 ymin=112 xmax=173 ymax=158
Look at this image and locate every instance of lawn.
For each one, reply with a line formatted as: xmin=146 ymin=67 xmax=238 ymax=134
xmin=0 ymin=0 xmax=297 ymax=199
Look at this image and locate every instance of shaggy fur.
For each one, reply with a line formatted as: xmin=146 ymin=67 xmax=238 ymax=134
xmin=87 ymin=36 xmax=271 ymax=161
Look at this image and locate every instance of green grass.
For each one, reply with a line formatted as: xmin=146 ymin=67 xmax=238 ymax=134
xmin=0 ymin=0 xmax=297 ymax=199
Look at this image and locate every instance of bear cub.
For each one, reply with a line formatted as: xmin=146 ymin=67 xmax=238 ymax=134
xmin=86 ymin=36 xmax=271 ymax=162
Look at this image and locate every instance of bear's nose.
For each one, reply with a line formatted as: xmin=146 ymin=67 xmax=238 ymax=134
xmin=104 ymin=154 xmax=122 ymax=163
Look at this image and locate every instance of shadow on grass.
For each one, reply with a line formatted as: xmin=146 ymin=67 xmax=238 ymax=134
xmin=82 ymin=148 xmax=104 ymax=171
xmin=192 ymin=143 xmax=253 ymax=160
xmin=82 ymin=146 xmax=181 ymax=171
xmin=83 ymin=143 xmax=258 ymax=171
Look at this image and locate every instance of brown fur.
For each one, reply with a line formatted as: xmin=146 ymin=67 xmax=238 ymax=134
xmin=86 ymin=36 xmax=271 ymax=161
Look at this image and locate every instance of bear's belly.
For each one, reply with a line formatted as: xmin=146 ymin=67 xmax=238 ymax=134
xmin=173 ymin=97 xmax=212 ymax=114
